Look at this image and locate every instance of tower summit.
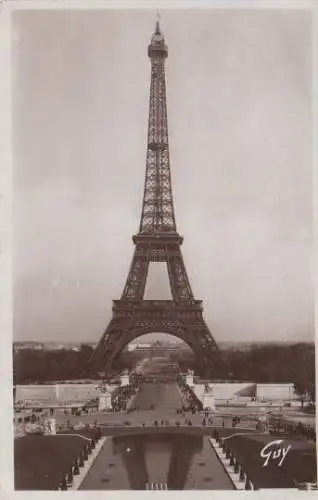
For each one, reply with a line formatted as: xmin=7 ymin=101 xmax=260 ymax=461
xmin=86 ymin=23 xmax=224 ymax=378
xmin=148 ymin=20 xmax=168 ymax=58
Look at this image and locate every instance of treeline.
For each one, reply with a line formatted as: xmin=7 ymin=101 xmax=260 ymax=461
xmin=13 ymin=345 xmax=94 ymax=384
xmin=170 ymin=342 xmax=315 ymax=402
xmin=223 ymin=343 xmax=315 ymax=386
xmin=13 ymin=342 xmax=315 ymax=402
xmin=13 ymin=346 xmax=144 ymax=384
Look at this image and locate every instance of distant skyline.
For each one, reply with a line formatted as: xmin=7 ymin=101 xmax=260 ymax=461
xmin=13 ymin=9 xmax=313 ymax=343
xmin=14 ymin=338 xmax=314 ymax=346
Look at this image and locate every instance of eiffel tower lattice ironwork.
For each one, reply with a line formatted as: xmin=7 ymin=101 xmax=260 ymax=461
xmin=86 ymin=21 xmax=224 ymax=377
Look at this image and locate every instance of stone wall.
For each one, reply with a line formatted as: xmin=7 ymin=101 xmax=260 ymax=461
xmin=193 ymin=383 xmax=254 ymax=403
xmin=256 ymin=384 xmax=296 ymax=401
xmin=15 ymin=383 xmax=117 ymax=403
xmin=16 ymin=385 xmax=57 ymax=402
xmin=192 ymin=382 xmax=297 ymax=405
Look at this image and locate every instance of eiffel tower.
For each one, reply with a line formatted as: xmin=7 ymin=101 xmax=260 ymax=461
xmin=86 ymin=21 xmax=224 ymax=378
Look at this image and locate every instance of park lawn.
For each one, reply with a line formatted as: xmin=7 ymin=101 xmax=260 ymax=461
xmin=14 ymin=433 xmax=89 ymax=490
xmin=226 ymin=433 xmax=317 ymax=489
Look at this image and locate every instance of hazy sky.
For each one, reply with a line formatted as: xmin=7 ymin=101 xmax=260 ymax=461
xmin=13 ymin=8 xmax=313 ymax=343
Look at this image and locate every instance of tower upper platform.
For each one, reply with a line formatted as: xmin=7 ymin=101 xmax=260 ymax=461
xmin=148 ymin=21 xmax=168 ymax=58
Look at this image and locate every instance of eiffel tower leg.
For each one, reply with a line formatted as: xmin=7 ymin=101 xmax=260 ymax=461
xmin=166 ymin=247 xmax=225 ymax=377
xmin=85 ymin=318 xmax=130 ymax=375
xmin=183 ymin=326 xmax=224 ymax=378
xmin=121 ymin=246 xmax=150 ymax=300
xmin=166 ymin=245 xmax=194 ymax=301
xmin=195 ymin=324 xmax=225 ymax=378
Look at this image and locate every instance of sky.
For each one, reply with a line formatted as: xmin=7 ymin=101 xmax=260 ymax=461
xmin=13 ymin=8 xmax=313 ymax=344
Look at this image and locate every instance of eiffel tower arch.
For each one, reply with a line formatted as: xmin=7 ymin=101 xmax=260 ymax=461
xmin=86 ymin=22 xmax=225 ymax=378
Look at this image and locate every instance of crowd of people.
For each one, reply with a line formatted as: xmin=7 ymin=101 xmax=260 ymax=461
xmin=269 ymin=417 xmax=316 ymax=442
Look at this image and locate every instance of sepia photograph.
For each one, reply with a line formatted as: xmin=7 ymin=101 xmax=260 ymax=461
xmin=10 ymin=3 xmax=316 ymax=492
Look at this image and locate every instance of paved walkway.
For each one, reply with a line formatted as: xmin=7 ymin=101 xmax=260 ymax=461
xmin=50 ymin=408 xmax=256 ymax=432
xmin=131 ymin=382 xmax=182 ymax=410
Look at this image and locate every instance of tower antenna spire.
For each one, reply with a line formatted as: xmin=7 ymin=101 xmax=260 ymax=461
xmin=155 ymin=12 xmax=161 ymax=33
